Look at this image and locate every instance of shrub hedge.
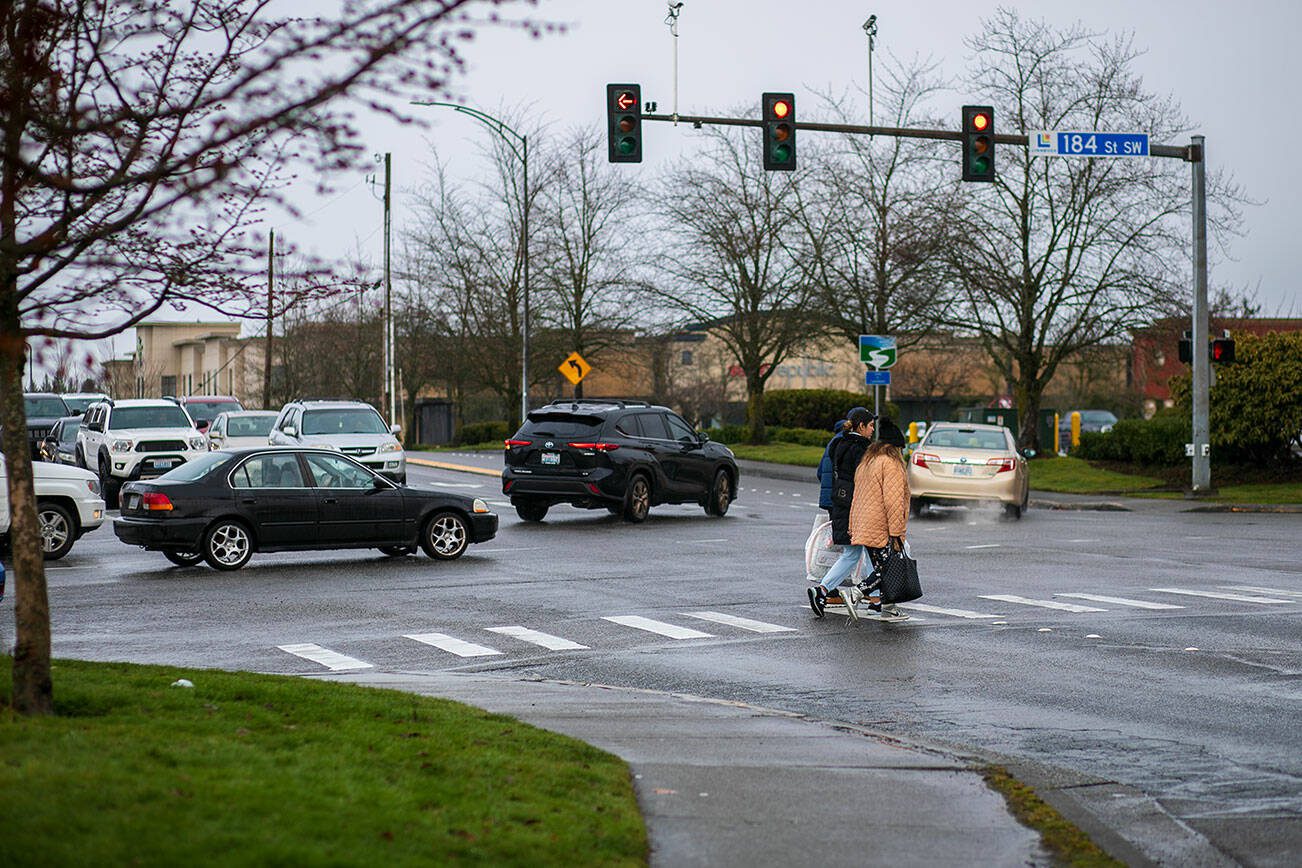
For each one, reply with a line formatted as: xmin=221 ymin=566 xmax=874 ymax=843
xmin=762 ymin=389 xmax=875 ymax=430
xmin=457 ymin=420 xmax=511 ymax=446
xmin=1076 ymin=413 xmax=1189 ymax=466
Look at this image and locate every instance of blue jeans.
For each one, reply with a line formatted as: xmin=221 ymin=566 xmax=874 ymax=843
xmin=819 ymin=544 xmax=866 ymax=594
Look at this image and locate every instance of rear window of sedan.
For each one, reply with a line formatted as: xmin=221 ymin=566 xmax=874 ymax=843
xmin=924 ymin=428 xmax=1009 ymax=450
xmin=518 ymin=413 xmax=604 ymax=439
xmin=157 ymin=452 xmax=228 ymax=481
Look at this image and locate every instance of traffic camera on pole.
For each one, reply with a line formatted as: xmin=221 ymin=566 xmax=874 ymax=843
xmin=961 ymin=105 xmax=995 ymax=182
xmin=762 ymin=92 xmax=796 ymax=171
xmin=607 ymin=83 xmax=642 ymax=163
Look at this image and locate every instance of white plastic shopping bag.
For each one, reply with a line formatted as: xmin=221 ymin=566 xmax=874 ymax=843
xmin=804 ymin=519 xmax=867 ymax=584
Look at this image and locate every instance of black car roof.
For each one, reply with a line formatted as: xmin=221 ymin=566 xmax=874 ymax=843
xmin=533 ymin=399 xmax=663 ymax=417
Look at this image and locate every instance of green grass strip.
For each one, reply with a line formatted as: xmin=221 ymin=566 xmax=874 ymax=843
xmin=727 ymin=442 xmax=825 ymax=467
xmin=1028 ymin=457 xmax=1166 ymax=494
xmin=0 ymin=658 xmax=647 ymax=867
xmin=981 ymin=766 xmax=1123 ymax=867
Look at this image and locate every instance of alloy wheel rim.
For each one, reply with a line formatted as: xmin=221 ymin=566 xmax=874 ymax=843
xmin=210 ymin=524 xmax=249 ymax=565
xmin=431 ymin=516 xmax=466 ymax=555
xmin=39 ymin=511 xmax=69 ymax=552
xmin=716 ymin=475 xmax=729 ymax=511
xmin=632 ymin=480 xmax=649 ymax=517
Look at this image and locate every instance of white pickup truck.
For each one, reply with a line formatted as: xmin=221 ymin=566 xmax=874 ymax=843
xmin=1 ymin=458 xmax=106 ymax=560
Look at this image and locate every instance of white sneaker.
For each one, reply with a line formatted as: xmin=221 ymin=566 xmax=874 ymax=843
xmin=879 ymin=604 xmax=910 ymax=622
xmin=843 ymin=586 xmax=863 ymax=621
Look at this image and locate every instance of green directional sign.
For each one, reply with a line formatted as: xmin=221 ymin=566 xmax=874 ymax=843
xmin=859 ymin=335 xmax=897 ymax=368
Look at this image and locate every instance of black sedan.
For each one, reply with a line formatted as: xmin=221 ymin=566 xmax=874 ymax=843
xmin=113 ymin=447 xmax=497 ymax=570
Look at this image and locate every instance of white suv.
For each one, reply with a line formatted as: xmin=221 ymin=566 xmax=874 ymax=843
xmin=78 ymin=399 xmax=208 ymax=501
xmin=270 ymin=399 xmax=406 ymax=483
xmin=1 ymin=458 xmax=106 ymax=560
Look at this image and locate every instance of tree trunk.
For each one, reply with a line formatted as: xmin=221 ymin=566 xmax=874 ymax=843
xmin=1013 ymin=375 xmax=1044 ymax=453
xmin=745 ymin=375 xmax=767 ymax=445
xmin=0 ymin=288 xmax=54 ymax=715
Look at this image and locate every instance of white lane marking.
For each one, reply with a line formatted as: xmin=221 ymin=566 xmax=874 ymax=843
xmin=674 ymin=538 xmax=729 ymax=544
xmin=471 ymin=546 xmax=548 ymax=554
xmin=603 ymin=615 xmax=713 ymax=640
xmin=1057 ymin=593 xmax=1184 ymax=610
xmin=980 ymin=594 xmax=1106 ymax=613
xmin=1221 ymin=585 xmax=1302 ymax=599
xmin=405 ymin=632 xmax=503 ymax=657
xmin=1065 ymin=539 xmax=1100 ymax=543
xmin=485 ymin=626 xmax=589 ymax=651
xmin=965 ymin=544 xmax=1002 ymax=549
xmin=423 ymin=482 xmax=485 ymax=488
xmin=681 ymin=611 xmax=796 ymax=633
xmin=277 ymin=643 xmax=373 ymax=671
xmin=899 ymin=603 xmax=1003 ymax=619
xmin=1149 ymin=588 xmax=1292 ymax=604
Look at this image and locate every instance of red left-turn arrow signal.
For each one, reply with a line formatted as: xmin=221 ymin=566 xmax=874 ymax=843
xmin=616 ymin=91 xmax=636 ymax=111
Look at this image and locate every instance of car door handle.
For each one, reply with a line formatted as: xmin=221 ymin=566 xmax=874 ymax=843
xmin=241 ymin=497 xmax=257 ymax=505
xmin=323 ymin=497 xmax=338 ymax=504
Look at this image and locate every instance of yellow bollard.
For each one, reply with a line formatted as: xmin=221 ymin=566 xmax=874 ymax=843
xmin=1053 ymin=414 xmax=1060 ymax=454
xmin=1071 ymin=411 xmax=1081 ymax=449
xmin=908 ymin=421 xmax=919 ymax=444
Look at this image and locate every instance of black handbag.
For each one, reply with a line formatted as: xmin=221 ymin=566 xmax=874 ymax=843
xmin=878 ymin=543 xmax=922 ymax=604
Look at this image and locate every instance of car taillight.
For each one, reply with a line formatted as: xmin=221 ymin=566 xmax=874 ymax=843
xmin=504 ymin=439 xmax=532 ymax=449
xmin=913 ymin=452 xmax=939 ymax=468
xmin=142 ymin=492 xmax=174 ymax=511
xmin=987 ymin=457 xmax=1015 ymax=473
xmin=568 ymin=442 xmax=620 ymax=452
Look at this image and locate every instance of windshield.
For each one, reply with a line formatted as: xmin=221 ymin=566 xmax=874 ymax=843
xmin=157 ymin=452 xmax=227 ymax=482
xmin=62 ymin=396 xmax=104 ymax=413
xmin=24 ymin=397 xmax=68 ymax=417
xmin=186 ymin=400 xmax=242 ymax=419
xmin=59 ymin=421 xmax=81 ymax=445
xmin=111 ymin=406 xmax=194 ymax=430
xmin=1080 ymin=411 xmax=1118 ymax=425
xmin=302 ymin=408 xmax=387 ymax=436
xmin=226 ymin=415 xmax=276 ymax=438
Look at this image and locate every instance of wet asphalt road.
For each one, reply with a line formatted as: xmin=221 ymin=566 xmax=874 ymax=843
xmin=3 ymin=452 xmax=1299 ymax=866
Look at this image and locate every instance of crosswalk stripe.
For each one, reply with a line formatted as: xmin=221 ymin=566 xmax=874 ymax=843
xmin=898 ymin=603 xmax=1002 ymax=619
xmin=603 ymin=615 xmax=713 ymax=640
xmin=1149 ymin=588 xmax=1291 ymax=604
xmin=980 ymin=594 xmax=1106 ymax=613
xmin=681 ymin=612 xmax=796 ymax=633
xmin=277 ymin=643 xmax=373 ymax=671
xmin=485 ymin=626 xmax=589 ymax=650
xmin=1220 ymin=585 xmax=1302 ymax=599
xmin=405 ymin=632 xmax=503 ymax=657
xmin=1056 ymin=593 xmax=1184 ymax=610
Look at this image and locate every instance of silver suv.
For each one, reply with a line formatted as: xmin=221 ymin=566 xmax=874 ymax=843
xmin=77 ymin=399 xmax=208 ymax=502
xmin=269 ymin=400 xmax=406 ymax=483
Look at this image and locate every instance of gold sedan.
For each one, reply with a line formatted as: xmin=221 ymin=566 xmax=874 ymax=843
xmin=907 ymin=422 xmax=1030 ymax=519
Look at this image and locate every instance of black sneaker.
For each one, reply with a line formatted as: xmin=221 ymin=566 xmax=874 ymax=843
xmin=806 ymin=586 xmax=826 ymax=618
xmin=857 ymin=580 xmax=882 ymax=613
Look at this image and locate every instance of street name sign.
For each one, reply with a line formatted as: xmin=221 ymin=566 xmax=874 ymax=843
xmin=865 ymin=370 xmax=891 ymax=387
xmin=558 ymin=351 xmax=591 ymax=386
xmin=859 ymin=335 xmax=897 ymax=368
xmin=1030 ymin=131 xmax=1150 ymax=158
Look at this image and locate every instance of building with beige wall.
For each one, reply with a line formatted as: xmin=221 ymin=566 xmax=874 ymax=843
xmin=126 ymin=321 xmax=267 ymax=407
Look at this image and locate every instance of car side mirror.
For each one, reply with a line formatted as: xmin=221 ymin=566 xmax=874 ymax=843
xmin=372 ymin=476 xmax=390 ymax=490
xmin=194 ymin=419 xmax=209 ymax=431
xmin=1021 ymin=448 xmax=1036 ymax=459
xmin=389 ymin=424 xmax=401 ymax=436
xmin=283 ymin=425 xmax=297 ymax=437
xmin=698 ymin=432 xmax=710 ymax=443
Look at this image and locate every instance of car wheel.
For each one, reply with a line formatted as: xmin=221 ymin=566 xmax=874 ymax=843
xmin=163 ymin=550 xmax=204 ymax=567
xmin=1002 ymin=502 xmax=1023 ymax=520
xmin=514 ymin=500 xmax=549 ymax=522
xmin=421 ymin=511 xmax=470 ymax=560
xmin=623 ymin=474 xmax=651 ymax=523
xmin=910 ymin=497 xmax=926 ymax=518
xmin=37 ymin=502 xmax=76 ymax=560
xmin=202 ymin=519 xmax=254 ymax=571
xmin=75 ymin=446 xmax=86 ymax=469
xmin=704 ymin=469 xmax=732 ymax=517
xmin=378 ymin=545 xmax=415 ymax=557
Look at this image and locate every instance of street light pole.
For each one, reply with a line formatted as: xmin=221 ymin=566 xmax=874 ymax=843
xmin=410 ymin=101 xmax=531 ymax=424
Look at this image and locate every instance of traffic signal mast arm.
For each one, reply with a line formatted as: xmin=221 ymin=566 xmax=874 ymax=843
xmin=637 ymin=112 xmax=1196 ymax=160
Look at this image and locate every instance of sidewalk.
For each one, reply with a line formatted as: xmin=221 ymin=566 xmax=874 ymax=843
xmin=324 ymin=669 xmax=1046 ymax=867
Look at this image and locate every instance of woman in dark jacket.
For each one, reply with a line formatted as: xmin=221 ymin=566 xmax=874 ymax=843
xmin=808 ymin=407 xmax=875 ymax=616
xmin=816 ymin=406 xmax=869 ymax=518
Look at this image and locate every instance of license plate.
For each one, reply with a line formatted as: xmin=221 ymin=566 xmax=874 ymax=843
xmin=541 ymin=452 xmax=560 ymax=466
xmin=952 ymin=464 xmax=973 ymax=476
xmin=154 ymin=459 xmax=174 ymax=469
xmin=126 ymin=494 xmax=140 ymax=510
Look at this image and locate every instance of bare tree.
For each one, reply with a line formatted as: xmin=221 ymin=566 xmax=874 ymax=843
xmin=0 ymin=0 xmax=550 ymax=715
xmin=651 ymin=124 xmax=819 ymax=444
xmin=943 ymin=10 xmax=1242 ymax=450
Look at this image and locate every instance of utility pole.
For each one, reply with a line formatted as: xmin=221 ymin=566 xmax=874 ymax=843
xmin=381 ymin=152 xmax=395 ymax=424
xmin=262 ymin=229 xmax=274 ymax=409
xmin=863 ymin=15 xmax=877 ymax=132
xmin=1190 ymin=135 xmax=1211 ymax=492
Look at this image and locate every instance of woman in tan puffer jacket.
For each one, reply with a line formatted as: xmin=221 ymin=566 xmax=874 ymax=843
xmin=844 ymin=418 xmax=910 ymax=621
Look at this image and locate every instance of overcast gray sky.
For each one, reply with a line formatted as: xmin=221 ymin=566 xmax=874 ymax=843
xmin=117 ymin=0 xmax=1299 ymax=358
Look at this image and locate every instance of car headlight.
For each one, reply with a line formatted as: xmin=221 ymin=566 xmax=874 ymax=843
xmin=110 ymin=439 xmax=133 ymax=453
xmin=189 ymin=436 xmax=206 ymax=450
xmin=472 ymin=498 xmax=491 ymax=514
xmin=378 ymin=442 xmax=402 ymax=454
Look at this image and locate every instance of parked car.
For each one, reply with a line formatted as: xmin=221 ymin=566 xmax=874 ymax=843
xmin=269 ymin=399 xmax=406 ymax=483
xmin=77 ymin=399 xmax=208 ymax=504
xmin=206 ymin=410 xmax=279 ymax=450
xmin=1058 ymin=409 xmax=1118 ymax=449
xmin=1 ymin=456 xmax=106 ymax=560
xmin=907 ymin=422 xmax=1030 ymax=519
xmin=501 ymin=399 xmax=739 ymax=523
xmin=167 ymin=395 xmax=244 ymax=433
xmin=113 ymin=447 xmax=495 ymax=570
xmin=61 ymin=392 xmax=110 ymax=415
xmin=41 ymin=416 xmax=84 ymax=465
xmin=22 ymin=393 xmax=70 ymax=460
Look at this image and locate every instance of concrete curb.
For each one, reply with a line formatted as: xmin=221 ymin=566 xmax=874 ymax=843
xmin=406 ymin=455 xmax=500 ymax=477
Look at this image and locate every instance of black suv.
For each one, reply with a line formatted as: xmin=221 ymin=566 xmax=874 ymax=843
xmin=502 ymin=400 xmax=739 ymax=523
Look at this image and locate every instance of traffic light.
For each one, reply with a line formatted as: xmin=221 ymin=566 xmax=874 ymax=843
xmin=1178 ymin=335 xmax=1193 ymax=364
xmin=1211 ymin=336 xmax=1235 ymax=364
xmin=961 ymin=105 xmax=995 ymax=182
xmin=606 ymin=83 xmax=642 ymax=163
xmin=762 ymin=92 xmax=796 ymax=171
